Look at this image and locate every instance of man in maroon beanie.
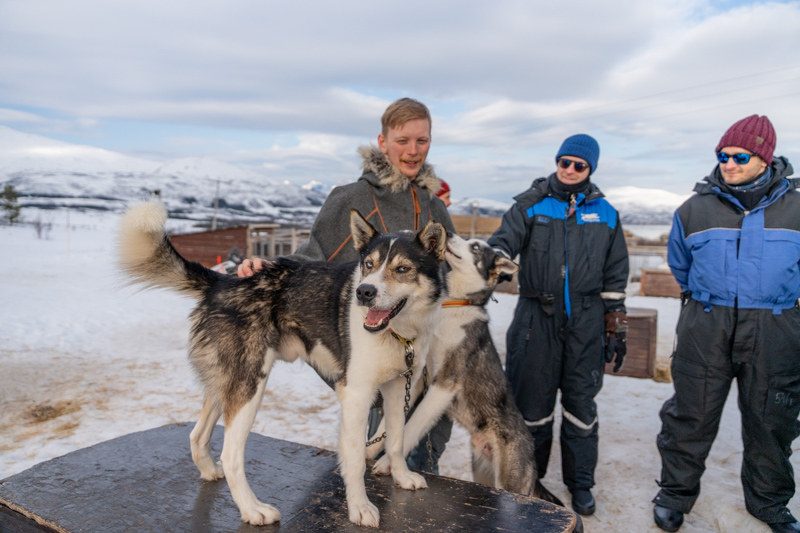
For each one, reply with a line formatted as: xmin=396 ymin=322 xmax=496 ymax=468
xmin=652 ymin=115 xmax=800 ymax=533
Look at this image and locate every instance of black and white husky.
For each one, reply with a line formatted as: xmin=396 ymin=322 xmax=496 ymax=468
xmin=367 ymin=234 xmax=561 ymax=505
xmin=117 ymin=201 xmax=448 ymax=527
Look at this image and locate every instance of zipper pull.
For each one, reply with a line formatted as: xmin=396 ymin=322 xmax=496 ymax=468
xmin=567 ymin=194 xmax=577 ymax=218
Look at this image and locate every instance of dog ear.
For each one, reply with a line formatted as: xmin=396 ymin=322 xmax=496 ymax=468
xmin=350 ymin=210 xmax=378 ymax=252
xmin=494 ymin=256 xmax=520 ymax=276
xmin=418 ymin=221 xmax=447 ymax=261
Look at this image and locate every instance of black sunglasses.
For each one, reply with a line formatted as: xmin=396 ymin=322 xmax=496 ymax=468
xmin=558 ymin=158 xmax=589 ymax=172
xmin=717 ymin=152 xmax=757 ymax=165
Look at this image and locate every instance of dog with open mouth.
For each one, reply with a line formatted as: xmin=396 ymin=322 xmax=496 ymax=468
xmin=117 ymin=202 xmax=448 ymax=528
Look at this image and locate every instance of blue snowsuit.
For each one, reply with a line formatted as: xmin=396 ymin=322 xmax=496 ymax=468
xmin=655 ymin=157 xmax=800 ymax=525
xmin=488 ymin=174 xmax=629 ymax=490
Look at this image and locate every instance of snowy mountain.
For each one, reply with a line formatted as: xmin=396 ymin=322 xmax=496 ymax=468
xmin=0 ymin=125 xmax=687 ymax=227
xmin=604 ymin=186 xmax=690 ymax=225
xmin=0 ymin=126 xmax=326 ymax=227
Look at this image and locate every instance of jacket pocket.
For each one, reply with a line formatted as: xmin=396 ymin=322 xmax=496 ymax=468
xmin=687 ymin=231 xmax=738 ymax=301
xmin=531 ymin=220 xmax=551 ymax=251
xmin=761 ymin=231 xmax=800 ymax=303
xmin=765 ymin=373 xmax=800 ymax=444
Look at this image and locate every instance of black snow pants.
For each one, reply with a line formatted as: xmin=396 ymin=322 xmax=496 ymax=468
xmin=655 ymin=298 xmax=800 ymax=524
xmin=505 ymin=294 xmax=606 ymax=490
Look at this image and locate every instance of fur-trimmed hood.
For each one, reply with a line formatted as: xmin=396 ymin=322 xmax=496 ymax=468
xmin=358 ymin=144 xmax=443 ymax=194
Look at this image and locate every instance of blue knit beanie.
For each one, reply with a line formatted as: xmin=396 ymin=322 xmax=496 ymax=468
xmin=555 ymin=134 xmax=600 ymax=175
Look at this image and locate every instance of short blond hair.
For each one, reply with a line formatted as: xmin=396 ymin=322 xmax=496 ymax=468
xmin=381 ymin=98 xmax=431 ymax=136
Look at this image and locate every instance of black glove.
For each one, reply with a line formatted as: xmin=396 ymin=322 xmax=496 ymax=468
xmin=604 ymin=311 xmax=628 ymax=373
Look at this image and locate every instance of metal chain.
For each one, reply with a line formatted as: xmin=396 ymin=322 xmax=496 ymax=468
xmin=365 ymin=337 xmax=415 ymax=447
xmin=423 ymin=362 xmax=434 ymax=471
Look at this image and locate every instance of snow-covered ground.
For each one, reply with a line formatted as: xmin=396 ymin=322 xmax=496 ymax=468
xmin=1 ymin=208 xmax=797 ymax=533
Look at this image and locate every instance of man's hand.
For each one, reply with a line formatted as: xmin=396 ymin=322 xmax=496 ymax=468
xmin=237 ymin=257 xmax=270 ymax=278
xmin=604 ymin=311 xmax=628 ymax=373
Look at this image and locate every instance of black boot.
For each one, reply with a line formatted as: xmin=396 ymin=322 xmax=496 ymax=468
xmin=769 ymin=518 xmax=800 ymax=533
xmin=570 ymin=489 xmax=595 ymax=516
xmin=653 ymin=504 xmax=683 ymax=532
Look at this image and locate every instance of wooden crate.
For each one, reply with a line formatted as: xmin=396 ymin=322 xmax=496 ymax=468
xmin=640 ymin=268 xmax=682 ymax=298
xmin=605 ymin=307 xmax=657 ymax=379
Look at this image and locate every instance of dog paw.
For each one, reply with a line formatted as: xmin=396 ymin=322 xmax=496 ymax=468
xmin=240 ymin=501 xmax=281 ymax=525
xmin=372 ymin=455 xmax=391 ymax=476
xmin=394 ymin=470 xmax=427 ymax=491
xmin=199 ymin=460 xmax=224 ymax=481
xmin=348 ymin=500 xmax=380 ymax=527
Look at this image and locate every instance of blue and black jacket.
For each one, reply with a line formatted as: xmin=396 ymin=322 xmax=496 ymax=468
xmin=488 ymin=174 xmax=628 ymax=319
xmin=668 ymin=157 xmax=799 ymax=314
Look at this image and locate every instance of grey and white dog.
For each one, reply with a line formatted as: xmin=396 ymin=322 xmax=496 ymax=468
xmin=367 ymin=234 xmax=562 ymax=505
xmin=117 ymin=201 xmax=449 ymax=528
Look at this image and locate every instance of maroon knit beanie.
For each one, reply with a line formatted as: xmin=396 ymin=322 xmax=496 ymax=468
xmin=715 ymin=115 xmax=776 ymax=165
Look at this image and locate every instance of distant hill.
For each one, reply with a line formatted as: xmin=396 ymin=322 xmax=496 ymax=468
xmin=0 ymin=125 xmax=326 ymax=227
xmin=0 ymin=125 xmax=687 ymax=227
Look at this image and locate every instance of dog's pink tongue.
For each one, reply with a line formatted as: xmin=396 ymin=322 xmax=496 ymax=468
xmin=365 ymin=308 xmax=391 ymax=326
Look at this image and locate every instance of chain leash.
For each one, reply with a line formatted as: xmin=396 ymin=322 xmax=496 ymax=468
xmin=365 ymin=333 xmax=415 ymax=447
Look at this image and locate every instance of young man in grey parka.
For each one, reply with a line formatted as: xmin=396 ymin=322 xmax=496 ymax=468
xmin=238 ymin=98 xmax=455 ymax=473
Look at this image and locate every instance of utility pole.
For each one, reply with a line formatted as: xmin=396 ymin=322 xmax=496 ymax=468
xmin=66 ymin=207 xmax=71 ymax=259
xmin=209 ymin=178 xmax=232 ymax=231
xmin=470 ymin=200 xmax=478 ymax=239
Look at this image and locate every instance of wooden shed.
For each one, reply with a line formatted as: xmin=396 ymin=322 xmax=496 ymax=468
xmin=169 ymin=224 xmax=310 ymax=267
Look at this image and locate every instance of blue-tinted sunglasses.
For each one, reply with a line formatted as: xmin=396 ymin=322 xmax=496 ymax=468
xmin=558 ymin=158 xmax=589 ymax=172
xmin=717 ymin=152 xmax=757 ymax=165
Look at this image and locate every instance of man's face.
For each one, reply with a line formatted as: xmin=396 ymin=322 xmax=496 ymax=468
xmin=718 ymin=146 xmax=768 ymax=186
xmin=556 ymin=156 xmax=591 ymax=185
xmin=378 ymin=118 xmax=431 ymax=179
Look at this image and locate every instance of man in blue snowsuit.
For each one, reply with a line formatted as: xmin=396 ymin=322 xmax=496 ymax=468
xmin=488 ymin=134 xmax=629 ymax=517
xmin=653 ymin=115 xmax=800 ymax=533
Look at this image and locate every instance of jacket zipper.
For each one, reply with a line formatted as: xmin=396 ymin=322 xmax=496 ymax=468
xmin=564 ymin=194 xmax=576 ymax=319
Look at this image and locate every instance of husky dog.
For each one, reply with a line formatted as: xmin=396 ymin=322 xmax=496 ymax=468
xmin=367 ymin=234 xmax=562 ymax=505
xmin=117 ymin=202 xmax=448 ymax=527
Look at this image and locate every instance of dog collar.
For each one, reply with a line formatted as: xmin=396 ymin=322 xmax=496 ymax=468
xmin=389 ymin=330 xmax=415 ymax=348
xmin=441 ymin=299 xmax=473 ymax=307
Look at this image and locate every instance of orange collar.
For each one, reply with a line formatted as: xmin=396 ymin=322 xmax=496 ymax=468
xmin=441 ymin=299 xmax=472 ymax=307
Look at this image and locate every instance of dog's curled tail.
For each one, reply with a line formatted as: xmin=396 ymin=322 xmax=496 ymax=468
xmin=117 ymin=201 xmax=213 ymax=298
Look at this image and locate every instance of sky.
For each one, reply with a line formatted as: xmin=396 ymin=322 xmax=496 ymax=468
xmin=1 ymin=0 xmax=799 ymax=201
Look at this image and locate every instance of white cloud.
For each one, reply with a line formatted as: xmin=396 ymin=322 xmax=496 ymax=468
xmin=0 ymin=0 xmax=798 ymax=198
xmin=0 ymin=107 xmax=47 ymax=124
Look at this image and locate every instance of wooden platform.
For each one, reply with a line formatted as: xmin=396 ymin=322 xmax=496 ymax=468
xmin=604 ymin=307 xmax=658 ymax=379
xmin=0 ymin=424 xmax=580 ymax=533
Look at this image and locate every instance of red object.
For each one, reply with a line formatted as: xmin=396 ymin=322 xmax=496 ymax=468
xmin=436 ymin=179 xmax=450 ymax=197
xmin=217 ymin=255 xmax=222 ymax=264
